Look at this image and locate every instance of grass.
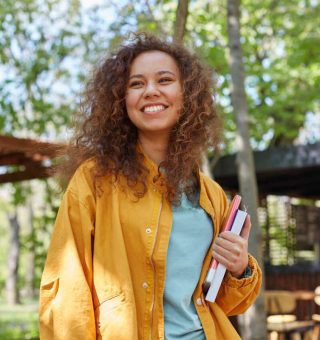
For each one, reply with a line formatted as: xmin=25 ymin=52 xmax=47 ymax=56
xmin=0 ymin=303 xmax=39 ymax=340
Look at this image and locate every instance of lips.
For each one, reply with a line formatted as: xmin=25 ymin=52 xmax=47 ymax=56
xmin=141 ymin=104 xmax=168 ymax=113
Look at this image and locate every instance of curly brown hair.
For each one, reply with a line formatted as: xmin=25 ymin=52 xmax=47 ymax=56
xmin=62 ymin=33 xmax=221 ymax=205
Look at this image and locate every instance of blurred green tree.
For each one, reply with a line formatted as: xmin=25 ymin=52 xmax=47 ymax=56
xmin=107 ymin=0 xmax=320 ymax=150
xmin=0 ymin=0 xmax=111 ymax=305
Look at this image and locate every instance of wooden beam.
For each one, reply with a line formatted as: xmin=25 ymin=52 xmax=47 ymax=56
xmin=212 ymin=143 xmax=320 ymax=198
xmin=0 ymin=153 xmax=40 ymax=166
xmin=0 ymin=166 xmax=53 ymax=184
xmin=0 ymin=135 xmax=66 ymax=158
xmin=0 ymin=135 xmax=66 ymax=182
xmin=216 ymin=168 xmax=320 ymax=199
xmin=213 ymin=142 xmax=320 ymax=178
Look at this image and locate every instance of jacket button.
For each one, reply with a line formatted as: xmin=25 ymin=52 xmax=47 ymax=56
xmin=196 ymin=298 xmax=202 ymax=306
xmin=146 ymin=227 xmax=151 ymax=234
xmin=142 ymin=282 xmax=148 ymax=289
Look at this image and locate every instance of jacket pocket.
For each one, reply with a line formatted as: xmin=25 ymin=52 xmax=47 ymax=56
xmin=39 ymin=278 xmax=59 ymax=331
xmin=95 ymin=293 xmax=133 ymax=339
xmin=40 ymin=278 xmax=59 ymax=298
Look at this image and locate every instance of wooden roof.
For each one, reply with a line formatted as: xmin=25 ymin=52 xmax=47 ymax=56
xmin=0 ymin=135 xmax=66 ymax=184
xmin=212 ymin=142 xmax=320 ymax=199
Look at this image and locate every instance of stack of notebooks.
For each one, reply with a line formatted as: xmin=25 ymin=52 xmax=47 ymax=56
xmin=203 ymin=195 xmax=248 ymax=303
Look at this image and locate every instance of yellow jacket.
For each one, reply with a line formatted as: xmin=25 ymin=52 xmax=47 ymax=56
xmin=39 ymin=154 xmax=262 ymax=340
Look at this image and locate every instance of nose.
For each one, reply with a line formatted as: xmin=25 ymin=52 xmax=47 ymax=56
xmin=143 ymin=81 xmax=160 ymax=98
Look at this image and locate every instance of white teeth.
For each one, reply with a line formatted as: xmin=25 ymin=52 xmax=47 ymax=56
xmin=144 ymin=105 xmax=165 ymax=113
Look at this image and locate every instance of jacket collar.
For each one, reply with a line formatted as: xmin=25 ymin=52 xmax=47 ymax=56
xmin=136 ymin=142 xmax=213 ymax=211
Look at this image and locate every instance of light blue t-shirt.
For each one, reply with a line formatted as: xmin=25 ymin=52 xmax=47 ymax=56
xmin=164 ymin=194 xmax=213 ymax=340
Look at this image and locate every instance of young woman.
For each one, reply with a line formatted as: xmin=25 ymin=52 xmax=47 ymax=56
xmin=39 ymin=33 xmax=262 ymax=340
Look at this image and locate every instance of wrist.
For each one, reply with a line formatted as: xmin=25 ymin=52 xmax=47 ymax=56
xmin=231 ymin=265 xmax=252 ymax=279
xmin=230 ymin=256 xmax=250 ymax=278
xmin=230 ymin=268 xmax=245 ymax=279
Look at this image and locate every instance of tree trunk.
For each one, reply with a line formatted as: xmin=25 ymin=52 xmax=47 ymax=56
xmin=24 ymin=202 xmax=35 ymax=299
xmin=173 ymin=0 xmax=189 ymax=44
xmin=6 ymin=211 xmax=20 ymax=305
xmin=173 ymin=0 xmax=212 ymax=177
xmin=226 ymin=0 xmax=267 ymax=339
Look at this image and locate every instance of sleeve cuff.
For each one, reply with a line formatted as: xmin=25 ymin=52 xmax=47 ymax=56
xmin=223 ymin=254 xmax=258 ymax=288
xmin=238 ymin=265 xmax=252 ymax=279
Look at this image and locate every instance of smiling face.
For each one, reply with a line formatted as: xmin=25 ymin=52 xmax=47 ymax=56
xmin=125 ymin=50 xmax=183 ymax=140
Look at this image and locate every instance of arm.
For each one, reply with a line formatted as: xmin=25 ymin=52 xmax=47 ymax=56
xmin=201 ymin=176 xmax=262 ymax=315
xmin=213 ymin=215 xmax=262 ymax=315
xmin=214 ymin=253 xmax=262 ymax=315
xmin=39 ymin=169 xmax=96 ymax=339
xmin=209 ymin=182 xmax=262 ymax=314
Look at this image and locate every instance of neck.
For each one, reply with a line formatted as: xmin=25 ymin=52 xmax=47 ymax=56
xmin=138 ymin=132 xmax=169 ymax=165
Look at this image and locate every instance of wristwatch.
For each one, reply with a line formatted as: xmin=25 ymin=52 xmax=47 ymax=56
xmin=239 ymin=266 xmax=252 ymax=279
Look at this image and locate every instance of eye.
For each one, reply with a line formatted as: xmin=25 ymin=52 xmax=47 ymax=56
xmin=159 ymin=77 xmax=173 ymax=84
xmin=129 ymin=81 xmax=144 ymax=88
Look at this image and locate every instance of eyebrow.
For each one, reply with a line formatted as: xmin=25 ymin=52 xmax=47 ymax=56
xmin=129 ymin=70 xmax=176 ymax=80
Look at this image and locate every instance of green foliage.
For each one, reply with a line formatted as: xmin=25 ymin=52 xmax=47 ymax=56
xmin=0 ymin=0 xmax=113 ymax=302
xmin=0 ymin=0 xmax=111 ymax=137
xmin=0 ymin=179 xmax=61 ymax=303
xmin=242 ymin=0 xmax=320 ymax=147
xmin=0 ymin=303 xmax=39 ymax=340
xmin=11 ymin=183 xmax=32 ymax=206
xmin=2 ymin=0 xmax=318 ymax=150
xmin=18 ymin=179 xmax=61 ymax=294
xmin=108 ymin=0 xmax=320 ymax=151
xmin=31 ymin=181 xmax=61 ymax=289
xmin=1 ymin=0 xmax=73 ymax=134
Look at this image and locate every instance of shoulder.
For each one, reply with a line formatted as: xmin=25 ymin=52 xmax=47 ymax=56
xmin=199 ymin=171 xmax=229 ymax=225
xmin=67 ymin=158 xmax=96 ymax=193
xmin=199 ymin=171 xmax=227 ymax=199
xmin=64 ymin=158 xmax=98 ymax=211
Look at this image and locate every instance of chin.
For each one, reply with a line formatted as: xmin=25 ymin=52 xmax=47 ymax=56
xmin=139 ymin=126 xmax=172 ymax=135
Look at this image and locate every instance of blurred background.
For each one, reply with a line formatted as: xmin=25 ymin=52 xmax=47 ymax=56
xmin=0 ymin=0 xmax=319 ymax=339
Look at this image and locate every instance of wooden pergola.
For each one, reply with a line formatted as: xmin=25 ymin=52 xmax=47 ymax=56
xmin=212 ymin=142 xmax=320 ymax=199
xmin=0 ymin=135 xmax=66 ymax=184
xmin=212 ymin=143 xmax=320 ymax=323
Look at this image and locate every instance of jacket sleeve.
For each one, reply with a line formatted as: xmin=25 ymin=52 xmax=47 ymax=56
xmin=203 ymin=176 xmax=262 ymax=316
xmin=39 ymin=169 xmax=96 ymax=340
xmin=214 ymin=253 xmax=262 ymax=316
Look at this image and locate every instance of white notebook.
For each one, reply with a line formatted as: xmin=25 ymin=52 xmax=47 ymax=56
xmin=205 ymin=209 xmax=247 ymax=302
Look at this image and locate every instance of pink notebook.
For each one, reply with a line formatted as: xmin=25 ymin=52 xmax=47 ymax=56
xmin=202 ymin=195 xmax=242 ymax=293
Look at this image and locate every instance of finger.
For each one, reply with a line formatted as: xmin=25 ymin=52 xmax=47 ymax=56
xmin=215 ymin=234 xmax=241 ymax=252
xmin=212 ymin=248 xmax=245 ymax=274
xmin=218 ymin=231 xmax=244 ymax=243
xmin=240 ymin=215 xmax=251 ymax=240
xmin=212 ymin=250 xmax=230 ymax=268
xmin=214 ymin=242 xmax=241 ymax=259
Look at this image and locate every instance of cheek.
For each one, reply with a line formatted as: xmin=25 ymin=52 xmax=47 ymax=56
xmin=126 ymin=97 xmax=136 ymax=121
xmin=125 ymin=94 xmax=131 ymax=108
xmin=174 ymin=93 xmax=183 ymax=112
xmin=126 ymin=89 xmax=142 ymax=111
xmin=170 ymin=86 xmax=183 ymax=108
xmin=125 ymin=97 xmax=138 ymax=124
